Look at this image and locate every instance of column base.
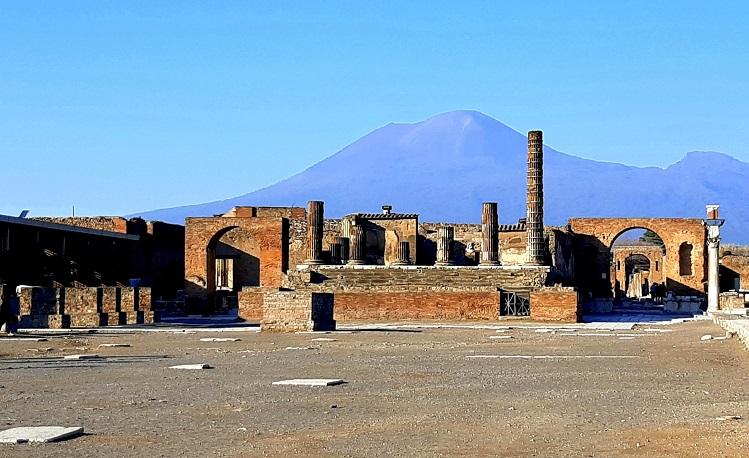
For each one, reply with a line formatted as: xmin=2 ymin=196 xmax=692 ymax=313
xmin=346 ymin=260 xmax=366 ymax=265
xmin=389 ymin=262 xmax=409 ymax=267
xmin=434 ymin=261 xmax=456 ymax=267
xmin=479 ymin=260 xmax=501 ymax=266
xmin=304 ymin=259 xmax=325 ymax=266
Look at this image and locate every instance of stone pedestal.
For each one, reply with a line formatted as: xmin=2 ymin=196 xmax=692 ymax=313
xmin=304 ymin=201 xmax=325 ymax=265
xmin=526 ymin=130 xmax=545 ymax=265
xmin=391 ymin=241 xmax=410 ymax=266
xmin=347 ymin=224 xmax=366 ymax=265
xmin=435 ymin=227 xmax=455 ymax=266
xmin=480 ymin=202 xmax=500 ymax=266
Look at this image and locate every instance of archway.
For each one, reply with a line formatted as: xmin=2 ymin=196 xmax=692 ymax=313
xmin=206 ymin=226 xmax=260 ymax=312
xmin=610 ymin=228 xmax=666 ymax=302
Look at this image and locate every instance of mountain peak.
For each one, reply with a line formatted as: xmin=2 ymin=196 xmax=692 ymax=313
xmin=131 ymin=111 xmax=749 ymax=242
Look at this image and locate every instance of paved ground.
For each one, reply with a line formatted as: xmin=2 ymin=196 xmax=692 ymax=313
xmin=1 ymin=319 xmax=748 ymax=457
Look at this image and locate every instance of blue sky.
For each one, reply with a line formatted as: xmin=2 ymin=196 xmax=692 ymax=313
xmin=1 ymin=1 xmax=748 ymax=216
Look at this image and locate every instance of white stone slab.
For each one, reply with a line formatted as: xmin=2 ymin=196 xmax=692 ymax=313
xmin=169 ymin=364 xmax=213 ymax=370
xmin=272 ymin=378 xmax=345 ymax=386
xmin=0 ymin=338 xmax=48 ymax=342
xmin=489 ymin=336 xmax=513 ymax=340
xmin=199 ymin=338 xmax=241 ymax=342
xmin=0 ymin=426 xmax=84 ymax=443
xmin=97 ymin=343 xmax=130 ymax=348
xmin=63 ymin=354 xmax=101 ymax=360
xmin=310 ymin=338 xmax=336 ymax=342
xmin=701 ymin=335 xmax=714 ymax=341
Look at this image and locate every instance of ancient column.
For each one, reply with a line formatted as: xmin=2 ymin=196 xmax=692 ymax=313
xmin=526 ymin=130 xmax=545 ymax=265
xmin=480 ymin=202 xmax=500 ymax=266
xmin=705 ymin=205 xmax=724 ymax=313
xmin=347 ymin=224 xmax=366 ymax=265
xmin=391 ymin=241 xmax=410 ymax=266
xmin=330 ymin=242 xmax=343 ymax=265
xmin=435 ymin=226 xmax=455 ymax=266
xmin=304 ymin=201 xmax=325 ymax=265
xmin=335 ymin=236 xmax=349 ymax=264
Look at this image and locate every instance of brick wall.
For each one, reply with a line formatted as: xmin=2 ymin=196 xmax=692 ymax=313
xmin=260 ymin=290 xmax=335 ymax=332
xmin=238 ymin=287 xmax=264 ymax=322
xmin=32 ymin=216 xmax=129 ymax=233
xmin=530 ymin=287 xmax=580 ymax=322
xmin=334 ymin=291 xmax=500 ymax=321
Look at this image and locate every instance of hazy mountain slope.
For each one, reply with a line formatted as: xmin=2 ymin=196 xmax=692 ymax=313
xmin=132 ymin=111 xmax=749 ymax=242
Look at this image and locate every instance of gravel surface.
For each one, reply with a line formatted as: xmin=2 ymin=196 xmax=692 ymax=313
xmin=0 ymin=320 xmax=748 ymax=457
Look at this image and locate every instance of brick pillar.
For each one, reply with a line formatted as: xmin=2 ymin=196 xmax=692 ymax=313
xmin=304 ymin=201 xmax=325 ymax=265
xmin=435 ymin=226 xmax=455 ymax=266
xmin=347 ymin=224 xmax=366 ymax=265
xmin=526 ymin=131 xmax=545 ymax=266
xmin=335 ymin=236 xmax=349 ymax=264
xmin=480 ymin=202 xmax=500 ymax=266
xmin=391 ymin=241 xmax=410 ymax=266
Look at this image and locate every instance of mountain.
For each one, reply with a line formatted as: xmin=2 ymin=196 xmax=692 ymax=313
xmin=131 ymin=110 xmax=749 ymax=242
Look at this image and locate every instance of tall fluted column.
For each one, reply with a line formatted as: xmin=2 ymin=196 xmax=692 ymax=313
xmin=526 ymin=130 xmax=545 ymax=265
xmin=435 ymin=226 xmax=455 ymax=266
xmin=304 ymin=200 xmax=324 ymax=265
xmin=347 ymin=224 xmax=366 ymax=265
xmin=392 ymin=241 xmax=410 ymax=266
xmin=480 ymin=202 xmax=500 ymax=266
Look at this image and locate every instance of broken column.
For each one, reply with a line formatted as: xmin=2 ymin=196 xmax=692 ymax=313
xmin=347 ymin=224 xmax=366 ymax=265
xmin=480 ymin=202 xmax=500 ymax=266
xmin=705 ymin=204 xmax=724 ymax=313
xmin=391 ymin=241 xmax=410 ymax=266
xmin=526 ymin=130 xmax=545 ymax=265
xmin=435 ymin=226 xmax=455 ymax=266
xmin=304 ymin=200 xmax=325 ymax=265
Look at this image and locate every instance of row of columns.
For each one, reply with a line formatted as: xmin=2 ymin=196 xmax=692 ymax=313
xmin=304 ymin=200 xmax=504 ymax=267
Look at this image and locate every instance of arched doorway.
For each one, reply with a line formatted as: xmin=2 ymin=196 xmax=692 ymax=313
xmin=610 ymin=228 xmax=666 ymax=303
xmin=206 ymin=226 xmax=260 ymax=312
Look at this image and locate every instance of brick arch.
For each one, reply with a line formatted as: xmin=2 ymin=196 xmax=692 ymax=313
xmin=184 ymin=216 xmax=287 ymax=310
xmin=569 ymin=218 xmax=706 ymax=297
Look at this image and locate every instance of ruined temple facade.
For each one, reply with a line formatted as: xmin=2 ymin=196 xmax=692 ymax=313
xmin=4 ymin=130 xmax=722 ymax=329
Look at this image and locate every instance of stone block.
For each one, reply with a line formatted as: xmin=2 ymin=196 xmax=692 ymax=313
xmin=63 ymin=287 xmax=100 ymax=314
xmin=106 ymin=312 xmax=125 ymax=326
xmin=120 ymin=287 xmax=138 ymax=312
xmin=69 ymin=313 xmax=106 ymax=328
xmin=100 ymin=287 xmax=120 ymax=313
xmin=137 ymin=287 xmax=152 ymax=312
xmin=261 ymin=290 xmax=335 ymax=332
